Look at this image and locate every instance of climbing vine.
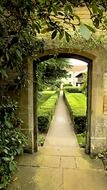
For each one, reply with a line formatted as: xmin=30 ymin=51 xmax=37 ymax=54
xmin=0 ymin=0 xmax=107 ymax=188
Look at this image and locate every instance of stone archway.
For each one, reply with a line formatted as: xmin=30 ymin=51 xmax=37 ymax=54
xmin=18 ymin=46 xmax=107 ymax=156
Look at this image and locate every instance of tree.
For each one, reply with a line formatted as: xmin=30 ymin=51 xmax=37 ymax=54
xmin=0 ymin=1 xmax=107 ymax=84
xmin=1 ymin=1 xmax=107 ymax=188
xmin=0 ymin=0 xmax=107 ymax=84
xmin=81 ymin=73 xmax=87 ymax=95
xmin=37 ymin=58 xmax=69 ymax=90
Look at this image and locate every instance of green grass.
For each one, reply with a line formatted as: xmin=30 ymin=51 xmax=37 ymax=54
xmin=38 ymin=90 xmax=56 ymax=107
xmin=38 ymin=92 xmax=58 ymax=115
xmin=38 ymin=92 xmax=58 ymax=133
xmin=64 ymin=92 xmax=86 ymax=116
xmin=64 ymin=91 xmax=87 ymax=134
xmin=76 ymin=133 xmax=86 ymax=147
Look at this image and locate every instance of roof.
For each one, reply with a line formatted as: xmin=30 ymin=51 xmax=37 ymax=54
xmin=76 ymin=73 xmax=84 ymax=78
xmin=66 ymin=65 xmax=87 ymax=72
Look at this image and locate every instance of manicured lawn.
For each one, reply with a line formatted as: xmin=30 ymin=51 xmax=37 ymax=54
xmin=38 ymin=91 xmax=58 ymax=133
xmin=64 ymin=92 xmax=86 ymax=116
xmin=64 ymin=91 xmax=87 ymax=147
xmin=37 ymin=90 xmax=58 ymax=146
xmin=38 ymin=90 xmax=56 ymax=107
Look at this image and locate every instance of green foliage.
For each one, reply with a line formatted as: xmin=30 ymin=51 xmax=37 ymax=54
xmin=38 ymin=92 xmax=58 ymax=133
xmin=38 ymin=133 xmax=46 ymax=146
xmin=63 ymin=83 xmax=72 ymax=87
xmin=64 ymin=86 xmax=82 ymax=93
xmin=0 ymin=1 xmax=107 ymax=188
xmin=0 ymin=0 xmax=106 ymax=92
xmin=37 ymin=58 xmax=68 ymax=90
xmin=64 ymin=91 xmax=86 ymax=134
xmin=38 ymin=90 xmax=56 ymax=107
xmin=80 ymin=24 xmax=93 ymax=40
xmin=98 ymin=151 xmax=107 ymax=170
xmin=74 ymin=116 xmax=86 ymax=133
xmin=76 ymin=133 xmax=86 ymax=148
xmin=81 ymin=73 xmax=88 ymax=95
xmin=64 ymin=92 xmax=86 ymax=116
xmin=0 ymin=98 xmax=27 ymax=189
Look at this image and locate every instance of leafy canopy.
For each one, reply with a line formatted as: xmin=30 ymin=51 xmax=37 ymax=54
xmin=0 ymin=0 xmax=107 ymax=88
xmin=37 ymin=58 xmax=69 ymax=90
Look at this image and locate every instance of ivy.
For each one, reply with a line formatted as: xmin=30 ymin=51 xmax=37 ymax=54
xmin=0 ymin=97 xmax=27 ymax=189
xmin=0 ymin=1 xmax=107 ymax=188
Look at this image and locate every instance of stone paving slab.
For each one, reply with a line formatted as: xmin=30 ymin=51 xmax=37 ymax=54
xmin=41 ymin=146 xmax=82 ymax=157
xmin=63 ymin=168 xmax=107 ymax=190
xmin=16 ymin=153 xmax=60 ymax=168
xmin=8 ymin=166 xmax=62 ymax=190
xmin=7 ymin=91 xmax=107 ymax=190
xmin=61 ymin=156 xmax=76 ymax=169
xmin=76 ymin=157 xmax=104 ymax=170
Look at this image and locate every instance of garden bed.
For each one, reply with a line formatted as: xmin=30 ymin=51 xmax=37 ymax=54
xmin=38 ymin=91 xmax=58 ymax=135
xmin=63 ymin=91 xmax=87 ymax=147
xmin=38 ymin=90 xmax=56 ymax=107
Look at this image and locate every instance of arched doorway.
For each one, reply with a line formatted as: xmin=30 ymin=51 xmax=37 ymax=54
xmin=18 ymin=47 xmax=107 ymax=156
xmin=33 ymin=53 xmax=92 ymax=154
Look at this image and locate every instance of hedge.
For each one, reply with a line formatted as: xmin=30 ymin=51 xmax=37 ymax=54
xmin=38 ymin=90 xmax=56 ymax=107
xmin=0 ymin=99 xmax=27 ymax=189
xmin=64 ymin=86 xmax=82 ymax=93
xmin=64 ymin=91 xmax=87 ymax=134
xmin=38 ymin=92 xmax=58 ymax=133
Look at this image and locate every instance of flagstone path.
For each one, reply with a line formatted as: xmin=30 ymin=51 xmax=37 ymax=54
xmin=8 ymin=91 xmax=107 ymax=190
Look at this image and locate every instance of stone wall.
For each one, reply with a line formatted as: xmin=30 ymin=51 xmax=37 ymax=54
xmin=16 ymin=7 xmax=107 ymax=155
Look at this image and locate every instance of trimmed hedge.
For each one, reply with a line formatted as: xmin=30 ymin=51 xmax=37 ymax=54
xmin=64 ymin=91 xmax=87 ymax=134
xmin=38 ymin=90 xmax=56 ymax=107
xmin=64 ymin=86 xmax=82 ymax=93
xmin=38 ymin=93 xmax=58 ymax=133
xmin=74 ymin=116 xmax=87 ymax=134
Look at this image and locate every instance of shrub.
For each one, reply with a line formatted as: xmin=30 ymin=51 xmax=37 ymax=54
xmin=0 ymin=98 xmax=27 ymax=189
xmin=74 ymin=116 xmax=87 ymax=133
xmin=76 ymin=133 xmax=86 ymax=148
xmin=64 ymin=86 xmax=82 ymax=93
xmin=63 ymin=84 xmax=72 ymax=88
xmin=38 ymin=114 xmax=51 ymax=133
xmin=64 ymin=91 xmax=86 ymax=134
xmin=38 ymin=93 xmax=58 ymax=133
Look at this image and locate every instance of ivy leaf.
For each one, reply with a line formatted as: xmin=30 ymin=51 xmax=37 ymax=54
xmin=32 ymin=22 xmax=40 ymax=33
xmin=93 ymin=17 xmax=100 ymax=28
xmin=6 ymin=52 xmax=9 ymax=61
xmin=2 ymin=157 xmax=10 ymax=162
xmin=84 ymin=24 xmax=96 ymax=33
xmin=0 ymin=5 xmax=3 ymax=13
xmin=5 ymin=120 xmax=12 ymax=128
xmin=80 ymin=24 xmax=92 ymax=40
xmin=3 ymin=148 xmax=9 ymax=154
xmin=59 ymin=30 xmax=64 ymax=40
xmin=73 ymin=13 xmax=80 ymax=23
xmin=65 ymin=31 xmax=71 ymax=42
xmin=16 ymin=49 xmax=22 ymax=61
xmin=9 ymin=161 xmax=16 ymax=172
xmin=51 ymin=30 xmax=57 ymax=39
xmin=41 ymin=27 xmax=52 ymax=33
xmin=58 ymin=11 xmax=64 ymax=16
xmin=0 ymin=184 xmax=5 ymax=189
xmin=64 ymin=2 xmax=73 ymax=14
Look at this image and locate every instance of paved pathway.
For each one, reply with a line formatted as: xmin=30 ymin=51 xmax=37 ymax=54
xmin=8 ymin=91 xmax=107 ymax=190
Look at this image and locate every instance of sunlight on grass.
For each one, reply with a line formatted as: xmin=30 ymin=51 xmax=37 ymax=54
xmin=65 ymin=92 xmax=86 ymax=116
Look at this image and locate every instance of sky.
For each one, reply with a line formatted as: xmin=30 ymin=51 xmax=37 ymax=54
xmin=68 ymin=58 xmax=88 ymax=66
